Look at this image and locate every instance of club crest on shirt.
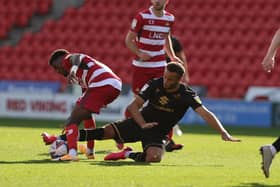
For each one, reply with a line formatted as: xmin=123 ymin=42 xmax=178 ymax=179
xmin=159 ymin=96 xmax=169 ymax=105
xmin=131 ymin=19 xmax=137 ymax=29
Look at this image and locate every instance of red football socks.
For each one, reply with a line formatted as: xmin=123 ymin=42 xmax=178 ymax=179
xmin=66 ymin=124 xmax=79 ymax=151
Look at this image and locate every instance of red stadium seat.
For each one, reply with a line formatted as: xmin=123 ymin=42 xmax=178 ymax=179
xmin=0 ymin=0 xmax=52 ymax=38
xmin=1 ymin=0 xmax=280 ymax=98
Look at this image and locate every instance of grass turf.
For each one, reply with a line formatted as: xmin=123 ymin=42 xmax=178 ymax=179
xmin=0 ymin=118 xmax=279 ymax=187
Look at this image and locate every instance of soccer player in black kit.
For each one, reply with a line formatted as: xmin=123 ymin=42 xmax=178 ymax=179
xmin=43 ymin=62 xmax=240 ymax=162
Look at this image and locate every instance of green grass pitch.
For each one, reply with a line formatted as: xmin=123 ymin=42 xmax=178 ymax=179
xmin=0 ymin=118 xmax=279 ymax=187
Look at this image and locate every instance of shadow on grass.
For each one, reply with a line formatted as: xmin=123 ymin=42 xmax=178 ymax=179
xmin=90 ymin=161 xmax=224 ymax=168
xmin=0 ymin=117 xmax=279 ymax=137
xmin=232 ymin=183 xmax=280 ymax=187
xmin=37 ymin=153 xmax=50 ymax=156
xmin=90 ymin=160 xmax=151 ymax=166
xmin=0 ymin=156 xmax=225 ymax=167
xmin=37 ymin=150 xmax=109 ymax=157
xmin=0 ymin=159 xmax=69 ymax=164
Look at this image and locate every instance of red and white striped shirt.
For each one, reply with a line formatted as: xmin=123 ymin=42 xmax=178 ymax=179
xmin=62 ymin=54 xmax=122 ymax=91
xmin=130 ymin=6 xmax=175 ymax=68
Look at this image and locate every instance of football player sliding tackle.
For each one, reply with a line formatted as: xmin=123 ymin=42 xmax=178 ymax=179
xmin=43 ymin=62 xmax=240 ymax=162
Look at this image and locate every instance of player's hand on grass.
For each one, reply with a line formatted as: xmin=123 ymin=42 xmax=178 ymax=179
xmin=221 ymin=131 xmax=241 ymax=142
xmin=141 ymin=122 xmax=158 ymax=129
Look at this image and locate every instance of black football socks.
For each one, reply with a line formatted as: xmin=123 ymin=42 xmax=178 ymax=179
xmin=272 ymin=136 xmax=280 ymax=153
xmin=59 ymin=128 xmax=105 ymax=141
xmin=128 ymin=152 xmax=146 ymax=162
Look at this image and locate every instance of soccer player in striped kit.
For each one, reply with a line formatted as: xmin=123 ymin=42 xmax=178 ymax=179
xmin=125 ymin=0 xmax=182 ymax=96
xmin=42 ymin=49 xmax=122 ymax=161
xmin=121 ymin=0 xmax=184 ymax=150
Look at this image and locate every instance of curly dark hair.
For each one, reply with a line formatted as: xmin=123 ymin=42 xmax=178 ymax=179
xmin=49 ymin=49 xmax=69 ymax=65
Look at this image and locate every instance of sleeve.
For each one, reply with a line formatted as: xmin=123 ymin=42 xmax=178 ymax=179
xmin=68 ymin=54 xmax=84 ymax=66
xmin=130 ymin=13 xmax=144 ymax=33
xmin=169 ymin=15 xmax=175 ymax=32
xmin=138 ymin=80 xmax=156 ymax=101
xmin=69 ymin=54 xmax=89 ymax=69
xmin=185 ymin=87 xmax=203 ymax=110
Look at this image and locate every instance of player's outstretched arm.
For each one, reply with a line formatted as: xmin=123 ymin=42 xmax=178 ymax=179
xmin=195 ymin=106 xmax=241 ymax=142
xmin=262 ymin=28 xmax=280 ymax=72
xmin=164 ymin=33 xmax=183 ymax=65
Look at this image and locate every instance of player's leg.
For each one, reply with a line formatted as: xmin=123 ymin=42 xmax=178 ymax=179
xmin=60 ymin=105 xmax=92 ymax=161
xmin=144 ymin=146 xmax=164 ymax=162
xmin=105 ymin=145 xmax=164 ymax=162
xmin=80 ymin=117 xmax=96 ymax=159
xmin=81 ymin=124 xmax=116 ymax=140
xmin=45 ymin=123 xmax=116 ymax=143
xmin=139 ymin=136 xmax=165 ymax=162
xmin=103 ymin=119 xmax=143 ymax=160
xmin=272 ymin=136 xmax=280 ymax=152
xmin=78 ymin=85 xmax=121 ymax=151
xmin=78 ymin=118 xmax=141 ymax=143
xmin=260 ymin=136 xmax=280 ymax=178
xmin=165 ymin=129 xmax=184 ymax=152
xmin=105 ymin=129 xmax=165 ymax=162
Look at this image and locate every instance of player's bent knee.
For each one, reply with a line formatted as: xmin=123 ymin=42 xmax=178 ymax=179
xmin=145 ymin=147 xmax=163 ymax=162
xmin=145 ymin=154 xmax=162 ymax=162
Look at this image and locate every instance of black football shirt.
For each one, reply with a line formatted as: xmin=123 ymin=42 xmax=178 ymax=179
xmin=138 ymin=78 xmax=202 ymax=135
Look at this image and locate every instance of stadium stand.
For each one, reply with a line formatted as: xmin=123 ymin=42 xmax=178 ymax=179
xmin=0 ymin=0 xmax=280 ymax=98
xmin=0 ymin=0 xmax=52 ymax=39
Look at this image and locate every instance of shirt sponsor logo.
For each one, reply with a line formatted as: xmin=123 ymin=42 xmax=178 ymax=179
xmin=149 ymin=32 xmax=165 ymax=39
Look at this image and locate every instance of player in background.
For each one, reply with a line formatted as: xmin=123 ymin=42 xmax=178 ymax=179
xmin=165 ymin=36 xmax=190 ymax=152
xmin=260 ymin=28 xmax=280 ymax=178
xmin=166 ymin=36 xmax=189 ymax=83
xmin=42 ymin=49 xmax=122 ymax=161
xmin=120 ymin=0 xmax=183 ymax=149
xmin=125 ymin=0 xmax=182 ymax=105
xmin=44 ymin=62 xmax=240 ymax=162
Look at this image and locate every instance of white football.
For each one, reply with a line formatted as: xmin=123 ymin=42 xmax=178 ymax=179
xmin=49 ymin=140 xmax=68 ymax=159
